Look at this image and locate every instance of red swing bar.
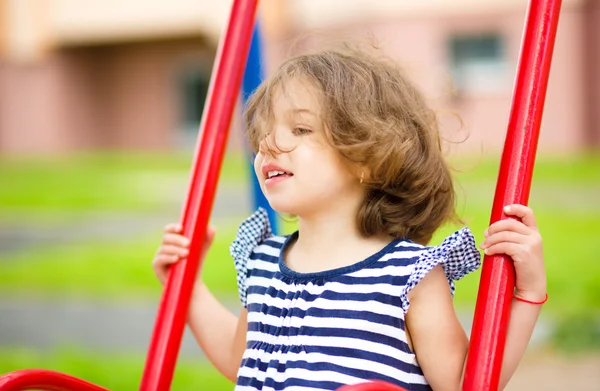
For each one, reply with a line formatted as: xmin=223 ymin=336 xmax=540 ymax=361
xmin=139 ymin=0 xmax=259 ymax=390
xmin=463 ymin=0 xmax=562 ymax=390
xmin=0 ymin=370 xmax=109 ymax=391
xmin=338 ymin=0 xmax=562 ymax=390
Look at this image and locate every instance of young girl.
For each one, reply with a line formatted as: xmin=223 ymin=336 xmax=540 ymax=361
xmin=153 ymin=49 xmax=546 ymax=391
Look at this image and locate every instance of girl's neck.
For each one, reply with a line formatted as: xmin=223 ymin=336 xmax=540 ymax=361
xmin=286 ymin=204 xmax=392 ymax=273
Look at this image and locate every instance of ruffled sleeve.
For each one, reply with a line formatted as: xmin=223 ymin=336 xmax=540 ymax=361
xmin=400 ymin=227 xmax=481 ymax=313
xmin=229 ymin=208 xmax=273 ymax=308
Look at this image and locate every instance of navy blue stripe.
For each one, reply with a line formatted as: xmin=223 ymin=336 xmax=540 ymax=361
xmin=251 ymin=252 xmax=279 ymax=263
xmin=243 ymin=343 xmax=420 ymax=376
xmin=247 ymin=285 xmax=404 ymax=308
xmin=332 ymin=274 xmax=409 ymax=286
xmin=251 ymin=267 xmax=412 ymax=286
xmin=247 ymin=305 xmax=402 ymax=329
xmin=250 ymin=267 xmax=278 ymax=280
xmin=246 ymin=323 xmax=410 ymax=352
xmin=260 ymin=238 xmax=285 ymax=249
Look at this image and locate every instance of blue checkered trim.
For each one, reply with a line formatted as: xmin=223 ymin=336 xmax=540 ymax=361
xmin=401 ymin=227 xmax=481 ymax=313
xmin=230 ymin=208 xmax=273 ymax=308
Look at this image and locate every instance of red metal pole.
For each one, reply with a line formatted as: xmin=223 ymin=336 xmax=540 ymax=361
xmin=0 ymin=370 xmax=109 ymax=391
xmin=139 ymin=1 xmax=258 ymax=390
xmin=462 ymin=1 xmax=561 ymax=390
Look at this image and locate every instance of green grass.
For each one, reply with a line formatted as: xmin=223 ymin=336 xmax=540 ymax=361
xmin=0 ymin=220 xmax=242 ymax=300
xmin=0 ymin=348 xmax=232 ymax=391
xmin=451 ymin=153 xmax=600 ymax=183
xmin=1 ymin=198 xmax=598 ymax=316
xmin=0 ymin=152 xmax=251 ymax=213
xmin=0 ymin=153 xmax=599 ymax=316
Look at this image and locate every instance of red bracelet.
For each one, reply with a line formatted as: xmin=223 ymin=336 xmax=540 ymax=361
xmin=514 ymin=293 xmax=548 ymax=305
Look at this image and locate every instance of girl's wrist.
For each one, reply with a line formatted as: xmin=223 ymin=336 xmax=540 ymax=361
xmin=514 ymin=288 xmax=548 ymax=304
xmin=514 ymin=292 xmax=548 ymax=305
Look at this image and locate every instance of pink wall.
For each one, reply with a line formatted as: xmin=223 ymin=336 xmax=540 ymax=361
xmin=0 ymin=3 xmax=597 ymax=156
xmin=584 ymin=0 xmax=600 ymax=147
xmin=263 ymin=4 xmax=597 ymax=156
xmin=0 ymin=37 xmax=215 ymax=155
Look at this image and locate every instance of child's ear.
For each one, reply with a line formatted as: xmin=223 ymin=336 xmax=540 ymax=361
xmin=353 ymin=165 xmax=372 ymax=184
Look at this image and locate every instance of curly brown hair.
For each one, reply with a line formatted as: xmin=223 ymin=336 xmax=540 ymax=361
xmin=244 ymin=48 xmax=458 ymax=244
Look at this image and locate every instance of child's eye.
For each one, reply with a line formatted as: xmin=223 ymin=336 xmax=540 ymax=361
xmin=293 ymin=127 xmax=312 ymax=135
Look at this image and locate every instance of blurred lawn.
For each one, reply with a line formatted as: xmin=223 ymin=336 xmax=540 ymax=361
xmin=0 ymin=152 xmax=251 ymax=215
xmin=0 ymin=152 xmax=599 ymax=382
xmin=0 ymin=153 xmax=599 ymax=314
xmin=0 ymin=348 xmax=232 ymax=391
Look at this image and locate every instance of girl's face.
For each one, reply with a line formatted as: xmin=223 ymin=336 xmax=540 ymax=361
xmin=253 ymin=78 xmax=364 ymax=217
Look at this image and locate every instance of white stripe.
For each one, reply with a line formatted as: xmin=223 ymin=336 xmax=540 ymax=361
xmin=248 ymin=258 xmax=279 ymax=273
xmin=242 ymin=349 xmax=426 ymax=385
xmin=395 ymin=241 xmax=425 ymax=249
xmin=246 ymin=332 xmax=413 ymax=363
xmin=247 ymin=293 xmax=402 ymax=318
xmin=303 ymin=280 xmax=403 ymax=296
xmin=270 ymin=236 xmax=287 ymax=244
xmin=347 ymin=263 xmax=412 ymax=278
xmin=248 ymin=275 xmax=295 ymax=292
xmin=379 ymin=249 xmax=425 ymax=260
xmin=254 ymin=244 xmax=281 ymax=258
xmin=247 ymin=276 xmax=403 ymax=297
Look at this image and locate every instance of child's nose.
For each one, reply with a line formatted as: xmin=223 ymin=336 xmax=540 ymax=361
xmin=258 ymin=135 xmax=279 ymax=157
xmin=259 ymin=131 xmax=294 ymax=157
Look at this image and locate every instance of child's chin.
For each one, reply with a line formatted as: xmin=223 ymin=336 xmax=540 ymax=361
xmin=265 ymin=200 xmax=299 ymax=216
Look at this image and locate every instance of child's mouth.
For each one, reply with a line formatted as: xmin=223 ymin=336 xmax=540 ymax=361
xmin=265 ymin=172 xmax=293 ymax=185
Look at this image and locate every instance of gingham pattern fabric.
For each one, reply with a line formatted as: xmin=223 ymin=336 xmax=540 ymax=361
xmin=229 ymin=207 xmax=273 ymax=308
xmin=400 ymin=227 xmax=481 ymax=313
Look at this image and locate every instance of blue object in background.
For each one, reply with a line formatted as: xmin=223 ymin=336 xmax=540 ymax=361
xmin=241 ymin=22 xmax=279 ymax=234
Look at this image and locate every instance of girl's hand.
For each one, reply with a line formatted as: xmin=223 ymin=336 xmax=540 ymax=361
xmin=152 ymin=223 xmax=216 ymax=285
xmin=480 ymin=204 xmax=546 ymax=301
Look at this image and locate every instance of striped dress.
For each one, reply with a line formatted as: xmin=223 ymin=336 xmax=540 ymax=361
xmin=230 ymin=208 xmax=481 ymax=391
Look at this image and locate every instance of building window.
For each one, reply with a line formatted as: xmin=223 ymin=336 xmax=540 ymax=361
xmin=449 ymin=34 xmax=510 ymax=93
xmin=178 ymin=69 xmax=211 ymax=144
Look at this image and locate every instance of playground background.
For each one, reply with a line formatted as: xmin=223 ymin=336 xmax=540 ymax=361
xmin=1 ymin=1 xmax=599 ymax=390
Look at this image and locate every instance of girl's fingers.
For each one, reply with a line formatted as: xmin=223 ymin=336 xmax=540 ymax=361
xmin=164 ymin=223 xmax=183 ymax=233
xmin=481 ymin=231 xmax=525 ymax=249
xmin=162 ymin=233 xmax=190 ymax=247
xmin=503 ymin=204 xmax=538 ymax=230
xmin=153 ymin=253 xmax=180 ymax=267
xmin=157 ymin=245 xmax=189 ymax=258
xmin=484 ymin=218 xmax=531 ymax=237
xmin=206 ymin=226 xmax=216 ymax=244
xmin=482 ymin=242 xmax=522 ymax=257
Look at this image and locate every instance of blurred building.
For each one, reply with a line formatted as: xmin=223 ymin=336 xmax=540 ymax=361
xmin=0 ymin=0 xmax=598 ymax=155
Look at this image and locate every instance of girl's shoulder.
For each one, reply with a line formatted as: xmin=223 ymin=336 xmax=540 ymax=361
xmin=397 ymin=227 xmax=482 ymax=313
xmin=230 ymin=208 xmax=279 ymax=261
xmin=230 ymin=208 xmax=281 ymax=307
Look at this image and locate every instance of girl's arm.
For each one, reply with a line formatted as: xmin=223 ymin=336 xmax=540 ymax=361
xmin=152 ymin=225 xmax=247 ymax=382
xmin=405 ymin=266 xmax=468 ymax=391
xmin=406 ymin=266 xmax=543 ymax=390
xmin=187 ymin=281 xmax=248 ymax=382
xmin=407 ymin=204 xmax=545 ymax=390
